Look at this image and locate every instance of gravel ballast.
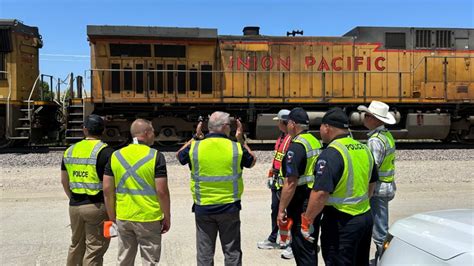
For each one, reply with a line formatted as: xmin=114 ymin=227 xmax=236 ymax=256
xmin=1 ymin=149 xmax=473 ymax=168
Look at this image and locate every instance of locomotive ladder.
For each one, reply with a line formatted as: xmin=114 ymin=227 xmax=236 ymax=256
xmin=65 ymin=98 xmax=85 ymax=143
xmin=10 ymin=100 xmax=34 ymax=140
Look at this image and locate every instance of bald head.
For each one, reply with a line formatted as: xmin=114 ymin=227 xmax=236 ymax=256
xmin=130 ymin=119 xmax=153 ymax=137
xmin=130 ymin=119 xmax=155 ymax=145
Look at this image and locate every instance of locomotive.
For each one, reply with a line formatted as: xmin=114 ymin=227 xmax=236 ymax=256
xmin=83 ymin=25 xmax=474 ymax=144
xmin=1 ymin=20 xmax=473 ymax=147
xmin=0 ymin=19 xmax=61 ymax=148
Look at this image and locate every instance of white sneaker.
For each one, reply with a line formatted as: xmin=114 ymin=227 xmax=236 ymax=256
xmin=257 ymin=239 xmax=280 ymax=249
xmin=281 ymin=246 xmax=294 ymax=259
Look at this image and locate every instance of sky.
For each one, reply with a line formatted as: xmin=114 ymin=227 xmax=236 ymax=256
xmin=1 ymin=0 xmax=473 ymax=87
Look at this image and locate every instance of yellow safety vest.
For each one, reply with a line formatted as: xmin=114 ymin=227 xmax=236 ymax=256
xmin=110 ymin=144 xmax=163 ymax=222
xmin=280 ymin=133 xmax=322 ymax=189
xmin=370 ymin=130 xmax=396 ymax=183
xmin=63 ymin=139 xmax=107 ymax=195
xmin=326 ymin=137 xmax=374 ymax=216
xmin=189 ymin=137 xmax=243 ymax=206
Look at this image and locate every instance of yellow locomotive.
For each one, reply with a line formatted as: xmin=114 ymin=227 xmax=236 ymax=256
xmin=0 ymin=19 xmax=62 ymax=148
xmin=83 ymin=25 xmax=473 ymax=144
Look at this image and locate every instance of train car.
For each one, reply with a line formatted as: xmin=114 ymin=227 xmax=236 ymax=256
xmin=80 ymin=25 xmax=474 ymax=144
xmin=0 ymin=19 xmax=61 ymax=148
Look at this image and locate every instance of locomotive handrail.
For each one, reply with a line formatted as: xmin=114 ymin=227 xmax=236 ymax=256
xmin=3 ymin=70 xmax=11 ymax=138
xmin=60 ymin=73 xmax=73 ymax=104
xmin=412 ymin=55 xmax=474 ymax=73
xmin=27 ymin=74 xmax=42 ymax=120
xmin=89 ymin=68 xmax=413 ymax=74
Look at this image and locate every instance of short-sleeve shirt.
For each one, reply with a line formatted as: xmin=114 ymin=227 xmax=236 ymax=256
xmin=177 ymin=133 xmax=256 ymax=215
xmin=312 ymin=134 xmax=378 ymax=194
xmin=280 ymin=131 xmax=313 ymax=216
xmin=61 ymin=146 xmax=114 ymax=206
xmin=103 ymin=148 xmax=168 ymax=179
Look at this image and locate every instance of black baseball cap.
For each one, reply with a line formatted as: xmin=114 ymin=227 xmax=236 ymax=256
xmin=84 ymin=114 xmax=105 ymax=133
xmin=322 ymin=108 xmax=349 ymax=129
xmin=288 ymin=107 xmax=310 ymax=125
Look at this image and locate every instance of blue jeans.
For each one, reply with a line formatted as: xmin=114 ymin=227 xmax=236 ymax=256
xmin=370 ymin=196 xmax=390 ymax=254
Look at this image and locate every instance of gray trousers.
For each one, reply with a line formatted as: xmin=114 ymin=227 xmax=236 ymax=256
xmin=116 ymin=220 xmax=162 ymax=266
xmin=195 ymin=212 xmax=242 ymax=266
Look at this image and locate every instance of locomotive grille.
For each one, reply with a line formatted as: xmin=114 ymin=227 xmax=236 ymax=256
xmin=436 ymin=30 xmax=452 ymax=48
xmin=416 ymin=30 xmax=431 ymax=48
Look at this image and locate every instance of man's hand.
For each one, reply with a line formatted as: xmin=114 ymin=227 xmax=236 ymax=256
xmin=277 ymin=210 xmax=287 ymax=226
xmin=195 ymin=121 xmax=204 ymax=139
xmin=161 ymin=216 xmax=170 ymax=234
xmin=301 ymin=213 xmax=315 ymax=243
xmin=267 ymin=178 xmax=273 ymax=189
xmin=267 ymin=170 xmax=274 ymax=188
xmin=235 ymin=119 xmax=244 ymax=143
xmin=61 ymin=171 xmax=71 ymax=199
xmin=103 ymin=174 xmax=117 ymax=222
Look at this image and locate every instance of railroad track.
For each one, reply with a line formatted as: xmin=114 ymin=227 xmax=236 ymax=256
xmin=0 ymin=141 xmax=472 ymax=154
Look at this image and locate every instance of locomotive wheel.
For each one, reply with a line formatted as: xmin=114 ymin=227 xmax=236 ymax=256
xmin=0 ymin=138 xmax=14 ymax=149
xmin=0 ymin=118 xmax=14 ymax=148
xmin=156 ymin=140 xmax=180 ymax=147
xmin=455 ymin=130 xmax=474 ymax=144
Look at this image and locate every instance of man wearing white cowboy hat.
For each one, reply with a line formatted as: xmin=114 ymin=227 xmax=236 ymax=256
xmin=357 ymin=100 xmax=396 ymax=261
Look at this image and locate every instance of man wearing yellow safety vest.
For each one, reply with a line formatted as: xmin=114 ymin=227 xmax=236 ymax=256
xmin=277 ymin=107 xmax=322 ymax=265
xmin=103 ymin=119 xmax=171 ymax=265
xmin=176 ymin=111 xmax=256 ymax=266
xmin=358 ymin=101 xmax=397 ymax=261
xmin=302 ymin=108 xmax=378 ymax=266
xmin=257 ymin=109 xmax=294 ymax=259
xmin=61 ymin=114 xmax=113 ymax=266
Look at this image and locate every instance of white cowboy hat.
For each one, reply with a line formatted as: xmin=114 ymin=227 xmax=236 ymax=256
xmin=273 ymin=109 xmax=290 ymax=121
xmin=357 ymin=101 xmax=396 ymax=125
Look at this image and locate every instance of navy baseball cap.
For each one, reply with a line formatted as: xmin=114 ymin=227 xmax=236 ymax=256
xmin=288 ymin=107 xmax=310 ymax=125
xmin=322 ymin=108 xmax=349 ymax=129
xmin=84 ymin=114 xmax=105 ymax=133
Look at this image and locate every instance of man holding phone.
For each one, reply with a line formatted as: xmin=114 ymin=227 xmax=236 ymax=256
xmin=176 ymin=111 xmax=256 ymax=266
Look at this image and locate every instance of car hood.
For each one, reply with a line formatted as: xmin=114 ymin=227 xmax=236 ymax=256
xmin=389 ymin=209 xmax=474 ymax=260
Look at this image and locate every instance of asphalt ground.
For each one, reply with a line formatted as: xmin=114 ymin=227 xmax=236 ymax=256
xmin=0 ymin=150 xmax=473 ymax=265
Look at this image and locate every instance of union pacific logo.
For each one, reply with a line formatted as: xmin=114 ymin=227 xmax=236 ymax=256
xmin=226 ymin=55 xmax=386 ymax=71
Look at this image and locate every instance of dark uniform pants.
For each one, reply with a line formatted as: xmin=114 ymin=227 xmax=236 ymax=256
xmin=195 ymin=211 xmax=242 ymax=266
xmin=268 ymin=188 xmax=281 ymax=243
xmin=287 ymin=197 xmax=321 ymax=266
xmin=321 ymin=207 xmax=373 ymax=266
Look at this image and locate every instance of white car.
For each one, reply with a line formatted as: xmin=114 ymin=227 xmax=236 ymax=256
xmin=378 ymin=209 xmax=474 ymax=265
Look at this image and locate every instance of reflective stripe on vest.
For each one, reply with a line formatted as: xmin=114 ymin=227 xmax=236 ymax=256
xmin=70 ymin=182 xmax=103 ymax=190
xmin=115 ymin=149 xmax=157 ymax=196
xmin=273 ymin=134 xmax=292 ymax=164
xmin=297 ymin=175 xmax=314 ymax=186
xmin=293 ymin=134 xmax=321 ymax=187
xmin=191 ymin=139 xmax=242 ymax=205
xmin=112 ymin=144 xmax=162 ymax=222
xmin=295 ymin=135 xmax=322 ymax=159
xmin=64 ymin=141 xmax=105 ymax=165
xmin=373 ymin=131 xmax=396 ymax=182
xmin=64 ymin=140 xmax=107 ymax=195
xmin=327 ymin=140 xmax=374 ymax=206
xmin=375 ymin=132 xmax=396 ymax=157
xmin=274 ymin=134 xmax=292 ymax=189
